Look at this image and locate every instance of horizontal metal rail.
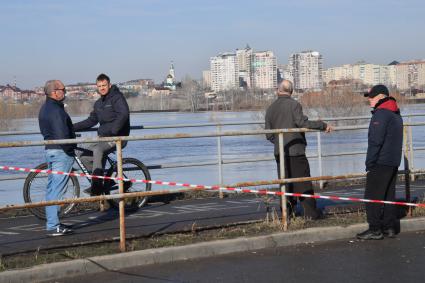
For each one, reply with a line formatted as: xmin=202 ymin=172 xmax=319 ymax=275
xmin=0 ymin=125 xmax=378 ymax=148
xmin=1 ymin=123 xmax=425 ymax=149
xmin=1 ymin=113 xmax=425 ymax=136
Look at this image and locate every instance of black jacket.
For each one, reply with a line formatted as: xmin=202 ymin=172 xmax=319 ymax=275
xmin=366 ymin=97 xmax=403 ymax=171
xmin=73 ymin=85 xmax=130 ymax=137
xmin=265 ymin=95 xmax=327 ymax=156
xmin=38 ymin=97 xmax=76 ymax=156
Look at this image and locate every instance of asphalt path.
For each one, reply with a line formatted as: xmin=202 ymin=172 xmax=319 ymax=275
xmin=1 ymin=180 xmax=424 ymax=255
xmin=44 ymin=230 xmax=425 ymax=283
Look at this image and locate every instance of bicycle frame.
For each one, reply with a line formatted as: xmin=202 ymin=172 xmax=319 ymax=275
xmin=73 ymin=148 xmax=117 ymax=183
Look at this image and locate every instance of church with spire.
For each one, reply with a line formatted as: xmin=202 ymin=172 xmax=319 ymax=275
xmin=164 ymin=62 xmax=177 ymax=90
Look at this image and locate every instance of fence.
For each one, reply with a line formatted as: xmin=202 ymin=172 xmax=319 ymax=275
xmin=0 ymin=114 xmax=425 ymax=251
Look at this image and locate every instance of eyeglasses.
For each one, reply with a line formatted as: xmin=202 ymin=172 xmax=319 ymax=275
xmin=55 ymin=88 xmax=66 ymax=94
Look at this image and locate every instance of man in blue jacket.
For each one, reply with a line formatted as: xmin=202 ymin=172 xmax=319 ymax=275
xmin=39 ymin=80 xmax=75 ymax=236
xmin=73 ymin=74 xmax=130 ymax=196
xmin=357 ymin=84 xmax=403 ymax=240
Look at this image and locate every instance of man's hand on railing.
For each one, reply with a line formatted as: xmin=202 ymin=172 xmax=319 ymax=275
xmin=325 ymin=125 xmax=334 ymax=133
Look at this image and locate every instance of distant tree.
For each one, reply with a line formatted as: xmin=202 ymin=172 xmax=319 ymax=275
xmin=181 ymin=76 xmax=203 ymax=112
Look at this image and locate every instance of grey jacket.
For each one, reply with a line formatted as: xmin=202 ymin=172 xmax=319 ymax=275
xmin=265 ymin=95 xmax=327 ymax=156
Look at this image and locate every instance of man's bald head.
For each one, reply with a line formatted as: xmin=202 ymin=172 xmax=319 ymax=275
xmin=277 ymin=80 xmax=293 ymax=96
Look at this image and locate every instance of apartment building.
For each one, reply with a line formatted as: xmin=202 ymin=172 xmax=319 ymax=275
xmin=395 ymin=60 xmax=425 ymax=91
xmin=323 ymin=62 xmax=396 ymax=87
xmin=210 ymin=53 xmax=238 ymax=92
xmin=250 ymin=51 xmax=277 ymax=89
xmin=236 ymin=45 xmax=253 ymax=88
xmin=202 ymin=70 xmax=212 ymax=89
xmin=289 ymin=51 xmax=323 ymax=92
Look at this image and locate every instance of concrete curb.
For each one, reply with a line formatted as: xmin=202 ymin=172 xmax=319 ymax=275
xmin=2 ymin=217 xmax=425 ymax=283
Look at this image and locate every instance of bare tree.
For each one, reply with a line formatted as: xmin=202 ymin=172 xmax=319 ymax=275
xmin=181 ymin=76 xmax=202 ymax=112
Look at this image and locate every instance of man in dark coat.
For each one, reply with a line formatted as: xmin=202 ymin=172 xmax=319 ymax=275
xmin=39 ymin=80 xmax=75 ymax=236
xmin=73 ymin=74 xmax=130 ymax=195
xmin=357 ymin=84 xmax=403 ymax=240
xmin=265 ymin=80 xmax=332 ymax=219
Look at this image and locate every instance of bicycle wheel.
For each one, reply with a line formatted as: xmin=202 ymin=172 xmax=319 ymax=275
xmin=107 ymin=158 xmax=151 ymax=211
xmin=23 ymin=163 xmax=80 ymax=220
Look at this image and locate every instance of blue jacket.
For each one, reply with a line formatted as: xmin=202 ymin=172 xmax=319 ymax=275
xmin=73 ymin=85 xmax=130 ymax=137
xmin=366 ymin=97 xmax=403 ymax=171
xmin=38 ymin=97 xmax=76 ymax=156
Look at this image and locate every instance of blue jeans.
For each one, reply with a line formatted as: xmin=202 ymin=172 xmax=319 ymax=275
xmin=45 ymin=150 xmax=74 ymax=231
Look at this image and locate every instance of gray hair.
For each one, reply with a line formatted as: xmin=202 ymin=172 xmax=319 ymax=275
xmin=44 ymin=80 xmax=60 ymax=96
xmin=277 ymin=80 xmax=293 ymax=96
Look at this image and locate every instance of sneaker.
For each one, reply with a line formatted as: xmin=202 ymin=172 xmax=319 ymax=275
xmin=383 ymin=228 xmax=396 ymax=238
xmin=356 ymin=229 xmax=384 ymax=240
xmin=60 ymin=223 xmax=73 ymax=229
xmin=48 ymin=225 xmax=73 ymax=237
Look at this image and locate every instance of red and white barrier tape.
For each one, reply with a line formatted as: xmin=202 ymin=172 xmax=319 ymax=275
xmin=1 ymin=165 xmax=425 ymax=208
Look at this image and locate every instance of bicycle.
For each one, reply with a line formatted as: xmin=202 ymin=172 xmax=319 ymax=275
xmin=23 ymin=147 xmax=152 ymax=220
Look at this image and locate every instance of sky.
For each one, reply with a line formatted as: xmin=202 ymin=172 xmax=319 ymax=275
xmin=0 ymin=0 xmax=424 ymax=89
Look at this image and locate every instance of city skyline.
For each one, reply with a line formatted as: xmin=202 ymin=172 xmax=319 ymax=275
xmin=1 ymin=0 xmax=424 ymax=89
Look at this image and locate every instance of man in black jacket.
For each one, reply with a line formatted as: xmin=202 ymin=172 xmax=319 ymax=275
xmin=265 ymin=80 xmax=332 ymax=219
xmin=39 ymin=80 xmax=75 ymax=236
xmin=73 ymin=74 xmax=130 ymax=195
xmin=357 ymin=84 xmax=403 ymax=240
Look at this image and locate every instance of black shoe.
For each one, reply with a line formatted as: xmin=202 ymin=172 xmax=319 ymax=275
xmin=103 ymin=179 xmax=117 ymax=190
xmin=83 ymin=186 xmax=101 ymax=196
xmin=83 ymin=187 xmax=93 ymax=195
xmin=356 ymin=229 xmax=384 ymax=240
xmin=383 ymin=228 xmax=396 ymax=238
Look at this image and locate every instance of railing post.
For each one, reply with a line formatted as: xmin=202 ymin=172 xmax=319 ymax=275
xmin=408 ymin=117 xmax=415 ymax=181
xmin=278 ymin=132 xmax=288 ymax=231
xmin=317 ymin=131 xmax=323 ymax=189
xmin=116 ymin=139 xmax=126 ymax=252
xmin=403 ymin=126 xmax=412 ymax=216
xmin=217 ymin=125 xmax=224 ymax=198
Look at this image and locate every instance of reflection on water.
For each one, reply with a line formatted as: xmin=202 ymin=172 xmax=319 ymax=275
xmin=1 ymin=105 xmax=425 ymax=205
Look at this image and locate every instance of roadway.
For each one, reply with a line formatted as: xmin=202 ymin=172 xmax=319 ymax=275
xmin=1 ymin=181 xmax=424 ymax=255
xmin=45 ymin=230 xmax=425 ymax=283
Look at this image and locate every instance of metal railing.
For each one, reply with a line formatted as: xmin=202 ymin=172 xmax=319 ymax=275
xmin=1 ymin=113 xmax=425 ymax=185
xmin=0 ymin=116 xmax=425 ymax=251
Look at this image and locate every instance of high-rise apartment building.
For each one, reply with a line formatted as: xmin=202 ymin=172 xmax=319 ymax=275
xmin=209 ymin=46 xmax=277 ymax=92
xmin=289 ymin=51 xmax=323 ymax=92
xmin=210 ymin=53 xmax=238 ymax=92
xmin=250 ymin=51 xmax=277 ymax=89
xmin=236 ymin=45 xmax=253 ymax=88
xmin=202 ymin=70 xmax=212 ymax=89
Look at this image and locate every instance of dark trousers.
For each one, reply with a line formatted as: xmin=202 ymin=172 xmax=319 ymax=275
xmin=275 ymin=155 xmax=319 ymax=218
xmin=79 ymin=141 xmax=127 ymax=194
xmin=365 ymin=164 xmax=398 ymax=231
